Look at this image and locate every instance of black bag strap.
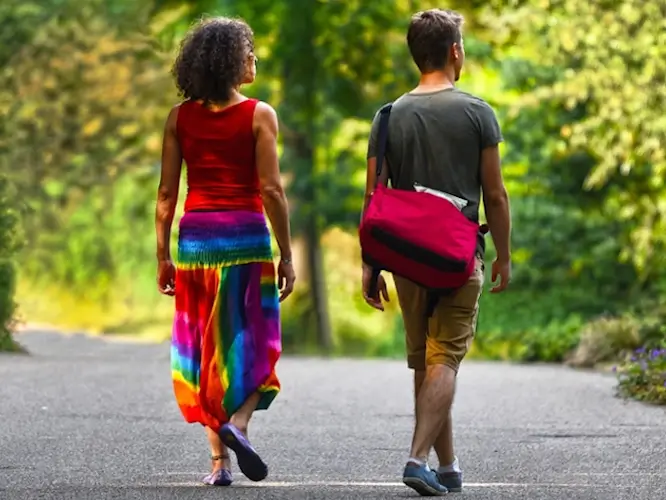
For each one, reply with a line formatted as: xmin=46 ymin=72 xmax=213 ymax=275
xmin=366 ymin=103 xmax=392 ymax=300
xmin=374 ymin=103 xmax=393 ymax=188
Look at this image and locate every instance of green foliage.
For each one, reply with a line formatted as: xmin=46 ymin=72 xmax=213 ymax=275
xmin=466 ymin=0 xmax=666 ymax=364
xmin=566 ymin=315 xmax=642 ymax=368
xmin=4 ymin=0 xmax=666 ymax=367
xmin=473 ymin=315 xmax=583 ymax=363
xmin=616 ymin=344 xmax=666 ymax=405
xmin=1 ymin=0 xmax=172 ymax=297
xmin=0 ymin=176 xmax=20 ymax=351
xmin=500 ymin=0 xmax=666 ymax=275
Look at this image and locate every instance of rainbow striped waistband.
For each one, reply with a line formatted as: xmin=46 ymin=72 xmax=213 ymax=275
xmin=177 ymin=210 xmax=273 ymax=269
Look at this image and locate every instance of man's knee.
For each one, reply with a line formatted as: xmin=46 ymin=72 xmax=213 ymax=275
xmin=420 ymin=363 xmax=457 ymax=403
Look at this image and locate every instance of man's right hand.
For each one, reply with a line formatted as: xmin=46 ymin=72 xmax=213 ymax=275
xmin=362 ymin=265 xmax=389 ymax=311
xmin=490 ymin=258 xmax=511 ymax=293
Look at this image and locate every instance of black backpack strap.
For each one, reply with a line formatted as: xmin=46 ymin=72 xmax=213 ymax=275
xmin=374 ymin=103 xmax=393 ymax=188
xmin=366 ymin=103 xmax=392 ymax=299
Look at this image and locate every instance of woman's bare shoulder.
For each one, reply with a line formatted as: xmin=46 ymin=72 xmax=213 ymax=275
xmin=165 ymin=101 xmax=188 ymax=131
xmin=253 ymin=101 xmax=278 ymax=124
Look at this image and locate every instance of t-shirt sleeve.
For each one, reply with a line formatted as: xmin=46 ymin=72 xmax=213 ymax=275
xmin=366 ymin=110 xmax=382 ymax=159
xmin=477 ymin=101 xmax=503 ymax=149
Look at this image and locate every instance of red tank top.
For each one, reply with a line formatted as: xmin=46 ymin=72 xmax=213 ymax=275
xmin=177 ymin=99 xmax=263 ymax=213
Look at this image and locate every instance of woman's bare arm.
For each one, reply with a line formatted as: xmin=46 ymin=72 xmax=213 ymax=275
xmin=253 ymin=102 xmax=292 ymax=260
xmin=155 ymin=106 xmax=182 ymax=262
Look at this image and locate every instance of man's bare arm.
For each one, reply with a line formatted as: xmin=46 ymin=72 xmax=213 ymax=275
xmin=480 ymin=145 xmax=511 ymax=261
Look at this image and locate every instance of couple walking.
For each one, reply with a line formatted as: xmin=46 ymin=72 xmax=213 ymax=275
xmin=154 ymin=8 xmax=511 ymax=496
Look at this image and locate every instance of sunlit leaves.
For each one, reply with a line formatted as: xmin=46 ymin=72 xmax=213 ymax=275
xmin=1 ymin=7 xmax=173 ymax=193
xmin=495 ymin=0 xmax=666 ymax=273
xmin=0 ymin=0 xmax=174 ymax=290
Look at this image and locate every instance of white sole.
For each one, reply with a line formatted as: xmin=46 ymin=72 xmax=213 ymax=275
xmin=403 ymin=477 xmax=449 ymax=496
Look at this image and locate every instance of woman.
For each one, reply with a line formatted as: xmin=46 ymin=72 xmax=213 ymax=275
xmin=154 ymin=17 xmax=295 ymax=486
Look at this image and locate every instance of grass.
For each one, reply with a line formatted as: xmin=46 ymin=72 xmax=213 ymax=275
xmin=0 ymin=330 xmax=23 ymax=352
xmin=14 ymin=228 xmax=399 ymax=353
xmin=16 ymin=274 xmax=588 ymax=362
xmin=15 ymin=278 xmax=174 ymax=342
xmin=13 ymin=227 xmax=611 ymax=364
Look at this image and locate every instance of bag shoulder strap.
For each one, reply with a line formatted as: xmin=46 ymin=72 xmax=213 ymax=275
xmin=374 ymin=103 xmax=393 ymax=187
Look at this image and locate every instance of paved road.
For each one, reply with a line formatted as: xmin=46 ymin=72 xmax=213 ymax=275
xmin=1 ymin=330 xmax=665 ymax=500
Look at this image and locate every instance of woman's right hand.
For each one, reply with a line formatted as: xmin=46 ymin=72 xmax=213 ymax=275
xmin=277 ymin=258 xmax=296 ymax=302
xmin=157 ymin=259 xmax=176 ymax=296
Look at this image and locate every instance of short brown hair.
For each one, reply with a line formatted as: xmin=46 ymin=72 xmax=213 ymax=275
xmin=407 ymin=9 xmax=464 ymax=73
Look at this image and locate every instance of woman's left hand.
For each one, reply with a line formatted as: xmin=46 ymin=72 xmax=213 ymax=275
xmin=157 ymin=259 xmax=176 ymax=296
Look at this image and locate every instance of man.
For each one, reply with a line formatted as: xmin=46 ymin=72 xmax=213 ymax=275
xmin=361 ymin=9 xmax=512 ymax=496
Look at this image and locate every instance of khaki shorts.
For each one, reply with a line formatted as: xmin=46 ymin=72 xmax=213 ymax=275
xmin=393 ymin=258 xmax=484 ymax=373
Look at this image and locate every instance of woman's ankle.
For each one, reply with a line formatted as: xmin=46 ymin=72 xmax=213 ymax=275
xmin=211 ymin=453 xmax=230 ymax=471
xmin=229 ymin=415 xmax=249 ymax=435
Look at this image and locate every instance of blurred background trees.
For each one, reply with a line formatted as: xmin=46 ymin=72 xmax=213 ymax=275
xmin=2 ymin=0 xmax=665 ymax=366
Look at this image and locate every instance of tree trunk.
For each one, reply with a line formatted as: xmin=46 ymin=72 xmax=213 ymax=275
xmin=279 ymin=0 xmax=333 ymax=353
xmin=288 ymin=131 xmax=333 ymax=352
xmin=305 ymin=209 xmax=333 ymax=352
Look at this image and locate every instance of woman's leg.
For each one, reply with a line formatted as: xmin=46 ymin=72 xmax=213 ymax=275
xmin=202 ymin=427 xmax=233 ymax=486
xmin=229 ymin=392 xmax=261 ymax=435
xmin=172 ymin=263 xmax=232 ymax=485
xmin=218 ymin=388 xmax=270 ymax=483
xmin=216 ymin=261 xmax=282 ymax=482
xmin=205 ymin=427 xmax=231 ymax=471
xmin=219 ymin=262 xmax=281 ymax=429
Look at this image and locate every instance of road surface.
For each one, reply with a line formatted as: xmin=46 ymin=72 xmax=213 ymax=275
xmin=1 ymin=330 xmax=665 ymax=500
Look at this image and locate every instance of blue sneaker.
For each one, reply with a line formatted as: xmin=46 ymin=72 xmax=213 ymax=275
xmin=436 ymin=470 xmax=462 ymax=493
xmin=403 ymin=462 xmax=449 ymax=496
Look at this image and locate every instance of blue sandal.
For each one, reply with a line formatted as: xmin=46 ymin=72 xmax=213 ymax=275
xmin=202 ymin=454 xmax=232 ymax=486
xmin=219 ymin=423 xmax=268 ymax=482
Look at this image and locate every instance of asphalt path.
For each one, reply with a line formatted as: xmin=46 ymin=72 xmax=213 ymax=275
xmin=1 ymin=330 xmax=665 ymax=500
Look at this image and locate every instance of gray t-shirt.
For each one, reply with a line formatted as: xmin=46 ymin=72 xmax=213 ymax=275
xmin=366 ymin=88 xmax=503 ymax=226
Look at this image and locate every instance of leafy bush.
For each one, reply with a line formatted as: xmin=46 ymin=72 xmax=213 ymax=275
xmin=630 ymin=301 xmax=666 ymax=349
xmin=472 ymin=315 xmax=583 ymax=362
xmin=566 ymin=315 xmax=642 ymax=368
xmin=0 ymin=176 xmax=20 ymax=351
xmin=616 ymin=345 xmax=666 ymax=405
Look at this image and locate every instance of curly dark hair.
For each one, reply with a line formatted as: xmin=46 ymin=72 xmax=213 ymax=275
xmin=172 ymin=17 xmax=254 ymax=104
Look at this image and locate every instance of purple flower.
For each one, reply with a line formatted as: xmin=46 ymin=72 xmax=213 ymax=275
xmin=635 ymin=347 xmax=646 ymax=354
xmin=612 ymin=365 xmax=617 ymax=372
xmin=650 ymin=349 xmax=666 ymax=359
